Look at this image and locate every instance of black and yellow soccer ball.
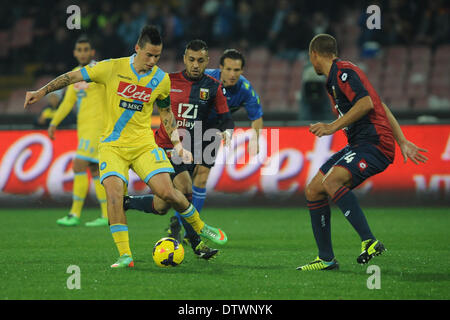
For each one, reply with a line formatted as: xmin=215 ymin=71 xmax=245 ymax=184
xmin=152 ymin=237 xmax=184 ymax=267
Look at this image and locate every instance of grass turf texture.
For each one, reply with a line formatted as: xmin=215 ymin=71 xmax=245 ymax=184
xmin=1 ymin=207 xmax=448 ymax=300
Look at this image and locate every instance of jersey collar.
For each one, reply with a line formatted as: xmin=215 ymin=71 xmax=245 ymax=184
xmin=129 ymin=54 xmax=154 ymax=80
xmin=326 ymin=58 xmax=339 ymax=88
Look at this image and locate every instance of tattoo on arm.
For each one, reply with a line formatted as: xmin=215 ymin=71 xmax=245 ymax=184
xmin=43 ymin=73 xmax=71 ymax=95
xmin=160 ymin=108 xmax=179 ymax=143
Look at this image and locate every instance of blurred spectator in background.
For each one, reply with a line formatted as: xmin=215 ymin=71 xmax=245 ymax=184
xmin=267 ymin=0 xmax=291 ymax=50
xmin=311 ymin=11 xmax=333 ymax=36
xmin=35 ymin=89 xmax=75 ymax=127
xmin=197 ymin=0 xmax=221 ymax=44
xmin=145 ymin=3 xmax=164 ymax=33
xmin=117 ymin=3 xmax=147 ymax=52
xmin=40 ymin=27 xmax=74 ymax=76
xmin=96 ymin=2 xmax=121 ymax=32
xmin=416 ymin=0 xmax=449 ymax=48
xmin=246 ymin=1 xmax=271 ymax=47
xmin=234 ymin=1 xmax=252 ymax=50
xmin=96 ymin=22 xmax=126 ymax=59
xmin=383 ymin=0 xmax=416 ymax=45
xmin=211 ymin=0 xmax=236 ymax=47
xmin=275 ymin=9 xmax=313 ymax=60
xmin=160 ymin=4 xmax=185 ymax=50
xmin=299 ymin=63 xmax=333 ymax=121
xmin=80 ymin=2 xmax=96 ymax=33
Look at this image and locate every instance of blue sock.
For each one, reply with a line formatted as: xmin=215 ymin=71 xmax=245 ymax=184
xmin=332 ymin=186 xmax=375 ymax=241
xmin=192 ymin=185 xmax=207 ymax=212
xmin=307 ymin=199 xmax=334 ymax=261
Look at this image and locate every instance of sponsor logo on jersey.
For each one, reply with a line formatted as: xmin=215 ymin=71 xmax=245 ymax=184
xmin=176 ymin=118 xmax=196 ymax=130
xmin=177 ymin=103 xmax=198 ymax=129
xmin=117 ymin=81 xmax=152 ymax=103
xmin=119 ymin=99 xmax=143 ymax=111
xmin=358 ymin=159 xmax=368 ymax=171
xmin=340 ymin=72 xmax=348 ymax=82
xmin=200 ymin=88 xmax=209 ymax=100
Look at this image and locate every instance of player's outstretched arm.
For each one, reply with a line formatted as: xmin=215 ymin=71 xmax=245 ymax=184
xmin=24 ymin=70 xmax=84 ymax=109
xmin=250 ymin=117 xmax=263 ymax=155
xmin=382 ymin=102 xmax=428 ymax=165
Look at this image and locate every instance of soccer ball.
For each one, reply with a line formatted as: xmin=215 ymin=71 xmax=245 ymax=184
xmin=152 ymin=237 xmax=184 ymax=267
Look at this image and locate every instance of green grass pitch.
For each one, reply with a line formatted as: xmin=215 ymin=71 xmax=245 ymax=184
xmin=1 ymin=206 xmax=448 ymax=300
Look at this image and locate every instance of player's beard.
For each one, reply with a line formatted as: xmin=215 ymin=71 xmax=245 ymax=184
xmin=187 ymin=70 xmax=202 ymax=81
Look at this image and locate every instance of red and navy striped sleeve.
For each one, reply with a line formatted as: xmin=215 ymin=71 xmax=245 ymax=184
xmin=337 ymin=68 xmax=369 ymax=105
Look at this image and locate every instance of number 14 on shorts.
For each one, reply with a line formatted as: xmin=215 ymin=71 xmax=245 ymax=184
xmin=343 ymin=151 xmax=356 ymax=163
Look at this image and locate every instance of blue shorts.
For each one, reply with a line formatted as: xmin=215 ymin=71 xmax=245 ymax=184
xmin=319 ymin=144 xmax=391 ymax=189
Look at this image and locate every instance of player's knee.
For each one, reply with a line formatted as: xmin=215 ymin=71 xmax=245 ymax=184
xmin=193 ymin=167 xmax=209 ymax=188
xmin=322 ymin=176 xmax=342 ymax=197
xmin=305 ymin=181 xmax=324 ymax=201
xmin=103 ymin=182 xmax=124 ymax=207
xmin=105 ymin=190 xmax=123 ymax=208
xmin=304 ymin=184 xmax=316 ymax=201
xmin=193 ymin=176 xmax=207 ymax=189
xmin=88 ymin=163 xmax=99 ymax=176
xmin=157 ymin=187 xmax=178 ymax=204
xmin=72 ymin=158 xmax=88 ymax=173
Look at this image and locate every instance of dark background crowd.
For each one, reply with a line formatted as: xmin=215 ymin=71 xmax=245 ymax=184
xmin=0 ymin=0 xmax=449 ymax=122
xmin=1 ymin=0 xmax=448 ymax=75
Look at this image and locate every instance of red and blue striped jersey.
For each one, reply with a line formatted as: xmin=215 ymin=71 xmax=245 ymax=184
xmin=155 ymin=71 xmax=230 ymax=149
xmin=326 ymin=58 xmax=395 ymax=162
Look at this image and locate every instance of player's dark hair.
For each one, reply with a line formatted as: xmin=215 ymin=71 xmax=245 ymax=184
xmin=220 ymin=49 xmax=245 ymax=69
xmin=185 ymin=39 xmax=208 ymax=53
xmin=137 ymin=25 xmax=162 ymax=47
xmin=75 ymin=35 xmax=92 ymax=48
xmin=309 ymin=33 xmax=338 ymax=57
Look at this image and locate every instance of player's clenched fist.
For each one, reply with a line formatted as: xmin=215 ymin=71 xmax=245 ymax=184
xmin=217 ymin=130 xmax=232 ymax=147
xmin=173 ymin=141 xmax=193 ymax=164
xmin=24 ymin=90 xmax=45 ymax=108
xmin=309 ymin=122 xmax=336 ymax=137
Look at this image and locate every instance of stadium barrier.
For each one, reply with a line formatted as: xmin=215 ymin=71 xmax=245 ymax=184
xmin=0 ymin=125 xmax=448 ymax=207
